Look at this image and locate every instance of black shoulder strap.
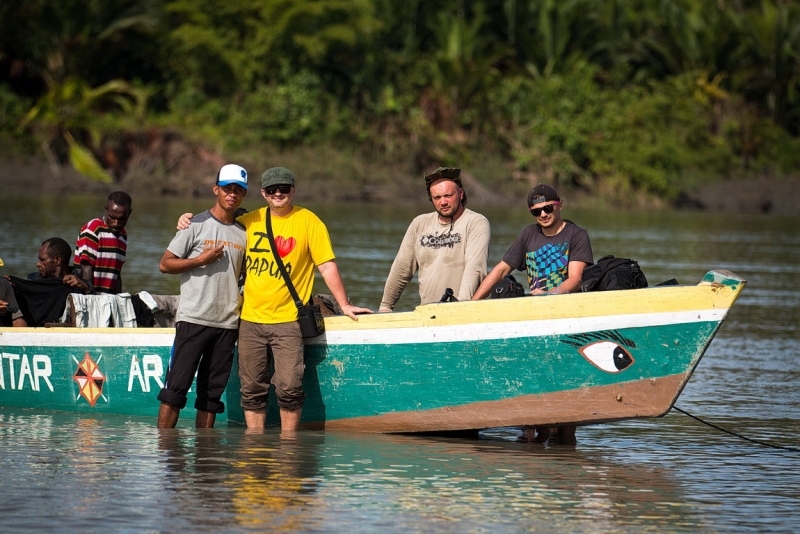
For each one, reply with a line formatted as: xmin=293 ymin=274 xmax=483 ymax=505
xmin=265 ymin=208 xmax=303 ymax=309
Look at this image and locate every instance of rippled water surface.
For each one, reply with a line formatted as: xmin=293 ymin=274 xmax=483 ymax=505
xmin=1 ymin=195 xmax=799 ymax=532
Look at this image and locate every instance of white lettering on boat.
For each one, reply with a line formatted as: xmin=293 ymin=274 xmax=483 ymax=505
xmin=128 ymin=354 xmax=164 ymax=392
xmin=33 ymin=356 xmax=54 ymax=392
xmin=0 ymin=352 xmax=19 ymax=389
xmin=0 ymin=353 xmax=54 ymax=392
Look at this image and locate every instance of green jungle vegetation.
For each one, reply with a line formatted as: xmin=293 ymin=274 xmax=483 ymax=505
xmin=1 ymin=0 xmax=800 ymax=207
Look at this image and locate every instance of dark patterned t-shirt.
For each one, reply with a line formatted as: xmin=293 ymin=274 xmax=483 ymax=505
xmin=501 ymin=222 xmax=593 ymax=291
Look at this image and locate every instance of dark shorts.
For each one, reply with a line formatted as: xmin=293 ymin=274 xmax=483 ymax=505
xmin=237 ymin=319 xmax=305 ymax=412
xmin=157 ymin=322 xmax=238 ymax=413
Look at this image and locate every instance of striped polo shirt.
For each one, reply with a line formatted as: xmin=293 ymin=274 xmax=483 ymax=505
xmin=74 ymin=217 xmax=127 ymax=293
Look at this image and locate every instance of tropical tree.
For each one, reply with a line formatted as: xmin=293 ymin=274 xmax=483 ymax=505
xmin=22 ymin=77 xmax=148 ymax=182
xmin=0 ymin=0 xmax=159 ymax=180
xmin=166 ymin=0 xmax=379 ymax=96
xmin=729 ymin=0 xmax=800 ymax=131
xmin=509 ymin=0 xmax=593 ymax=79
xmin=424 ymin=4 xmax=510 ymax=130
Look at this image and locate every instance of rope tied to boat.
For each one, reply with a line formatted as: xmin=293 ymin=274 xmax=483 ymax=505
xmin=672 ymin=405 xmax=800 ymax=452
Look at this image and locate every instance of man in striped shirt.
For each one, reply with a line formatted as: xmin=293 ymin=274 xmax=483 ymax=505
xmin=74 ymin=191 xmax=133 ymax=294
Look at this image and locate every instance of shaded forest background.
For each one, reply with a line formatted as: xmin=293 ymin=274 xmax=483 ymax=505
xmin=1 ymin=0 xmax=800 ymax=210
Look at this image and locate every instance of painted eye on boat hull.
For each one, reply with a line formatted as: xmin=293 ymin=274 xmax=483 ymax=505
xmin=579 ymin=341 xmax=634 ymax=373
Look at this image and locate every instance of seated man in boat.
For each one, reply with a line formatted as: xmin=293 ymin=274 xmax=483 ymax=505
xmin=472 ymin=184 xmax=594 ymax=444
xmin=379 ymin=167 xmax=491 ymax=311
xmin=4 ymin=237 xmax=93 ymax=327
xmin=0 ymin=276 xmax=26 ymax=327
xmin=156 ymin=164 xmax=249 ymax=429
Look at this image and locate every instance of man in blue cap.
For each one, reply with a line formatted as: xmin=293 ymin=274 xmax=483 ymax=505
xmin=157 ymin=164 xmax=249 ymax=428
xmin=176 ymin=166 xmax=372 ymax=431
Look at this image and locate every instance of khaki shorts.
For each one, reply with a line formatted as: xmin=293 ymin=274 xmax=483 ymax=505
xmin=237 ymin=319 xmax=305 ymax=412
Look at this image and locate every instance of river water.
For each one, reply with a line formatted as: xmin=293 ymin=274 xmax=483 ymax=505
xmin=1 ymin=194 xmax=799 ymax=532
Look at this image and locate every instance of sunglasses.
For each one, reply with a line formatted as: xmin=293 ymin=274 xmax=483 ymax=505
xmin=264 ymin=184 xmax=292 ymax=195
xmin=530 ymin=203 xmax=558 ymax=217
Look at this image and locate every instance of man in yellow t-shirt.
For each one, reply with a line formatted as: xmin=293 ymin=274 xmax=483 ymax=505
xmin=236 ymin=167 xmax=372 ymax=431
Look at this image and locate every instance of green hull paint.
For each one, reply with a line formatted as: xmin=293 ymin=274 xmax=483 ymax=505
xmin=1 ymin=270 xmax=745 ymax=431
xmin=298 ymin=321 xmax=721 ymax=423
xmin=0 ymin=343 xmax=242 ymax=424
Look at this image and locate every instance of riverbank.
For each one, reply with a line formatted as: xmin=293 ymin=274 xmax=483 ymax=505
xmin=2 ymin=153 xmax=799 ymax=215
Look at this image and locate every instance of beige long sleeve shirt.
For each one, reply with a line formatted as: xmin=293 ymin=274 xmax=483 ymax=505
xmin=379 ymin=209 xmax=491 ymax=311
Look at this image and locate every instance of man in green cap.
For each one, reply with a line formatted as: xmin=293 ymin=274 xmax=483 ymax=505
xmin=177 ymin=166 xmax=372 ymax=431
xmin=379 ymin=167 xmax=491 ymax=311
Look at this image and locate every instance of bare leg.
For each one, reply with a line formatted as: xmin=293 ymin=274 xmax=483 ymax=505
xmin=556 ymin=425 xmax=577 ymax=445
xmin=279 ymin=408 xmax=302 ymax=431
xmin=244 ymin=409 xmax=266 ymax=429
xmin=521 ymin=427 xmax=536 ymax=441
xmin=157 ymin=402 xmax=180 ymax=428
xmin=195 ymin=410 xmax=216 ymax=429
xmin=533 ymin=426 xmax=552 ymax=443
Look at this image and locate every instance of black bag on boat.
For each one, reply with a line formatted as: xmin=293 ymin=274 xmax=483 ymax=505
xmin=489 ymin=275 xmax=526 ymax=299
xmin=580 ymin=255 xmax=648 ymax=292
xmin=439 ymin=288 xmax=458 ymax=302
xmin=297 ymin=303 xmax=325 ymax=338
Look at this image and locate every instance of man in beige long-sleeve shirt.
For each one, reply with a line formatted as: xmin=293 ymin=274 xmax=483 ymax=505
xmin=379 ymin=168 xmax=491 ymax=311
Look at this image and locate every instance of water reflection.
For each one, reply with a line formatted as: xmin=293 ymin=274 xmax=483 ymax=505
xmin=2 ymin=196 xmax=800 ymax=531
xmin=2 ymin=407 xmax=800 ymax=532
xmin=313 ymin=432 xmax=695 ymax=530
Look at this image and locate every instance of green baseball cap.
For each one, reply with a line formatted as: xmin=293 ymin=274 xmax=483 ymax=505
xmin=261 ymin=167 xmax=296 ymax=189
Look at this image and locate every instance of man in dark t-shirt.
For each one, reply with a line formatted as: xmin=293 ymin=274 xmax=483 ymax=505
xmin=472 ymin=183 xmax=594 ymax=444
xmin=5 ymin=237 xmax=91 ymax=326
xmin=473 ymin=184 xmax=593 ymax=297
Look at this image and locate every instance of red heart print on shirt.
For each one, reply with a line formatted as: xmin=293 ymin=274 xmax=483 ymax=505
xmin=275 ymin=236 xmax=296 ymax=258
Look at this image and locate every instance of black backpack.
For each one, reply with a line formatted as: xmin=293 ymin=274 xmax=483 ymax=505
xmin=580 ymin=255 xmax=648 ymax=292
xmin=489 ymin=274 xmax=526 ymax=299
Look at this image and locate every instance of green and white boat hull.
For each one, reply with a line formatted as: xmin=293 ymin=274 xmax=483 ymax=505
xmin=0 ymin=270 xmax=745 ymax=432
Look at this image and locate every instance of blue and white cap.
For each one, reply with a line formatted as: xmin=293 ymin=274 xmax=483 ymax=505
xmin=216 ymin=164 xmax=248 ymax=189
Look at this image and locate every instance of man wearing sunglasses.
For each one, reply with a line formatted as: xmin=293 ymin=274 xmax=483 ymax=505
xmin=177 ymin=166 xmax=372 ymax=431
xmin=471 ymin=183 xmax=592 ymax=444
xmin=379 ymin=167 xmax=491 ymax=311
xmin=472 ymin=183 xmax=593 ymax=299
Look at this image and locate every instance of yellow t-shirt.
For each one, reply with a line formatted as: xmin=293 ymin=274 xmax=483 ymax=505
xmin=239 ymin=206 xmax=335 ymax=324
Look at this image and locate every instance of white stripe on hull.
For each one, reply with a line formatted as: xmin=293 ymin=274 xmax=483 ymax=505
xmin=0 ymin=307 xmax=727 ymax=349
xmin=313 ymin=308 xmax=728 ymax=345
xmin=0 ymin=330 xmax=175 ymax=347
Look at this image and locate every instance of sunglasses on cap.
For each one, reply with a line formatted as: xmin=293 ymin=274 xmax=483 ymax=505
xmin=530 ymin=203 xmax=559 ymax=217
xmin=264 ymin=184 xmax=292 ymax=195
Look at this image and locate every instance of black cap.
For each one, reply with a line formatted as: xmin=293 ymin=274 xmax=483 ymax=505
xmin=527 ymin=184 xmax=560 ymax=207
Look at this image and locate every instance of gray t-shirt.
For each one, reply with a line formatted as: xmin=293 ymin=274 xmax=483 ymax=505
xmin=167 ymin=210 xmax=246 ymax=329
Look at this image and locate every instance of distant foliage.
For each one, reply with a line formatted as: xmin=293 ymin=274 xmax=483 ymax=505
xmin=1 ymin=0 xmax=800 ymax=198
xmin=0 ymin=85 xmax=29 ymax=131
xmin=231 ymin=69 xmax=344 ymax=146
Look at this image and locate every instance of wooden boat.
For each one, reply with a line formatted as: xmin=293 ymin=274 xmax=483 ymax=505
xmin=0 ymin=270 xmax=745 ymax=432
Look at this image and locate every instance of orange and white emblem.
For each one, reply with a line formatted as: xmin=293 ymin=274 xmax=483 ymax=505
xmin=73 ymin=352 xmax=106 ymax=406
